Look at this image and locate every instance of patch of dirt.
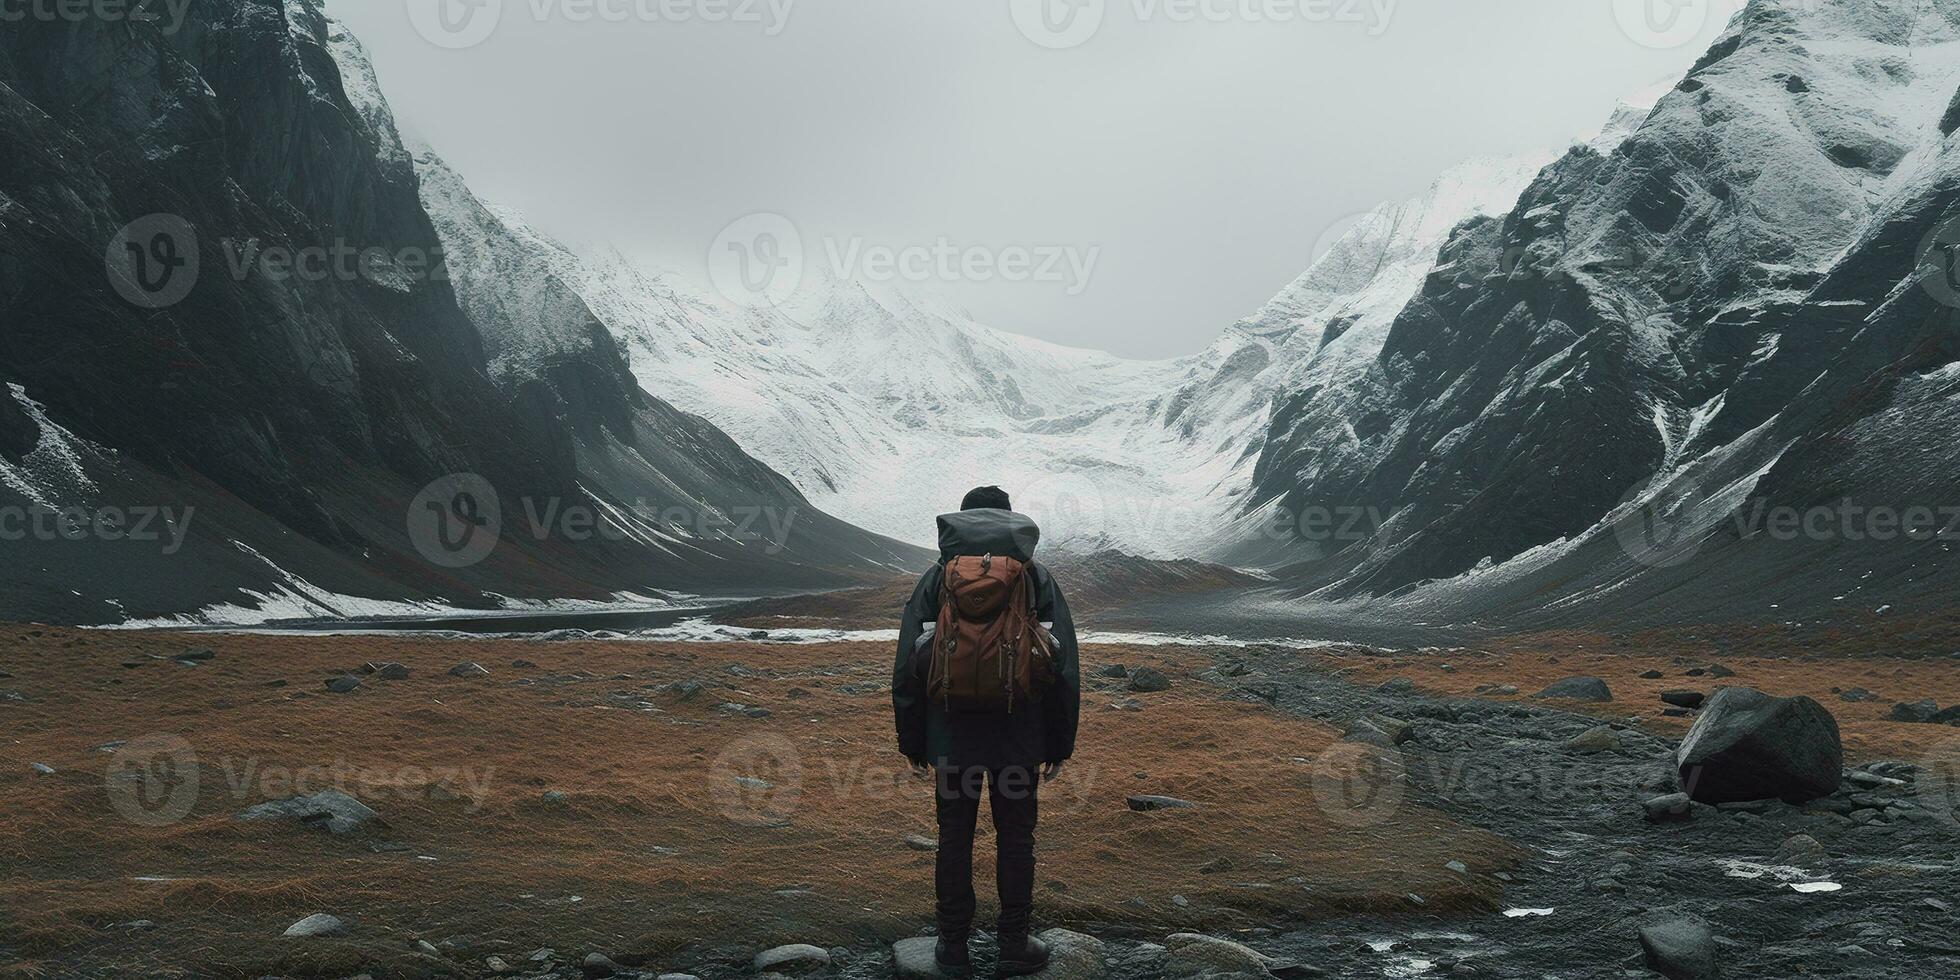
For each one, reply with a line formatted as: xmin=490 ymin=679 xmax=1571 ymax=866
xmin=0 ymin=625 xmax=1510 ymax=978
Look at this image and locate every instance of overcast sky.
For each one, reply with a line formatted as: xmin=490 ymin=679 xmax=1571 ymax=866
xmin=330 ymin=0 xmax=1726 ymax=359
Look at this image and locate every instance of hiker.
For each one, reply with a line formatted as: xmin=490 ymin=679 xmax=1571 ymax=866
xmin=893 ymin=485 xmax=1081 ymax=978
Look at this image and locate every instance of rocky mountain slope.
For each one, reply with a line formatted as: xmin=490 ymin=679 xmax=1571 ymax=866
xmin=1239 ymin=0 xmax=1960 ymax=626
xmin=0 ymin=1 xmax=918 ymax=625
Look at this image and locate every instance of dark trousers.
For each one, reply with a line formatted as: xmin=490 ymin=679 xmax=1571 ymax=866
xmin=934 ymin=764 xmax=1039 ymax=939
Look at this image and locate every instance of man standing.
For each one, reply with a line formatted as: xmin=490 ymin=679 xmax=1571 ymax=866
xmin=894 ymin=486 xmax=1081 ymax=978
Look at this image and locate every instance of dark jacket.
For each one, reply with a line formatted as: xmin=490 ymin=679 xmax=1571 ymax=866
xmin=893 ymin=510 xmax=1081 ymax=769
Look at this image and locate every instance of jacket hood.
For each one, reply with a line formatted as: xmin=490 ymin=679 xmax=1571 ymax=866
xmin=937 ymin=509 xmax=1040 ymax=563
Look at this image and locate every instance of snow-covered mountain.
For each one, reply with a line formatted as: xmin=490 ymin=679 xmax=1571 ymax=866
xmin=1242 ymin=0 xmax=1960 ymax=625
xmin=417 ymin=143 xmax=1566 ymax=558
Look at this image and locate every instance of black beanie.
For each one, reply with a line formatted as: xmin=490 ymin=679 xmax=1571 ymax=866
xmin=960 ymin=485 xmax=1012 ymax=511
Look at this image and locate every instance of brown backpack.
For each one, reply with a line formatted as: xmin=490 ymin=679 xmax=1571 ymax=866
xmin=927 ymin=553 xmax=1055 ymax=714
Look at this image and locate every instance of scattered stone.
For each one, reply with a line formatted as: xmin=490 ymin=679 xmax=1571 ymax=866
xmin=890 ymin=937 xmax=943 ymax=979
xmin=1662 ymin=707 xmax=1692 ymax=718
xmin=1444 ymin=860 xmax=1469 ymax=874
xmin=1198 ymin=857 xmax=1233 ymax=874
xmin=1128 ymin=667 xmax=1172 ymax=693
xmin=754 ymin=943 xmax=829 ymax=973
xmin=1164 ymin=933 xmax=1278 ymax=978
xmin=542 ymin=790 xmax=569 ymax=806
xmin=1378 ymin=677 xmax=1415 ymax=694
xmin=1639 ymin=669 xmax=1666 ymax=679
xmin=1354 ymin=713 xmax=1415 ymax=745
xmin=670 ymin=679 xmax=705 ymax=701
xmin=1566 ymin=726 xmax=1623 ymax=753
xmin=449 ymin=662 xmax=491 ymax=678
xmin=1709 ymin=665 xmax=1736 ymax=678
xmin=1127 ymin=795 xmax=1197 ymax=812
xmin=1473 ymin=683 xmax=1520 ymax=696
xmin=373 ymin=662 xmax=411 ymax=680
xmin=1888 ymin=700 xmax=1940 ymax=724
xmin=1773 ymin=833 xmax=1827 ymax=866
xmin=1096 ymin=664 xmax=1129 ymax=678
xmin=1638 ymin=918 xmax=1719 ymax=980
xmin=325 ymin=675 xmax=362 ymax=694
xmin=717 ymin=702 xmax=772 ymax=719
xmin=282 ymin=913 xmax=347 ymax=938
xmin=902 ymin=834 xmax=938 ymax=852
xmin=1838 ymin=687 xmax=1878 ymax=702
xmin=486 ymin=955 xmax=510 ymax=973
xmin=1035 ymin=929 xmax=1109 ymax=979
xmin=414 ymin=940 xmax=440 ymax=956
xmin=1661 ymin=690 xmax=1706 ymax=709
xmin=1685 ymin=667 xmax=1707 ymax=677
xmin=178 ymin=648 xmax=216 ymax=662
xmin=30 ymin=762 xmax=55 ymax=775
xmin=1642 ymin=793 xmax=1694 ymax=823
xmin=1104 ymin=697 xmax=1145 ymax=712
xmin=581 ymin=952 xmax=622 ymax=978
xmin=238 ymin=790 xmax=383 ymax=835
xmin=512 ymin=659 xmax=539 ymax=669
xmin=1677 ymin=687 xmax=1842 ymax=804
xmin=1533 ymin=676 xmax=1612 ymax=702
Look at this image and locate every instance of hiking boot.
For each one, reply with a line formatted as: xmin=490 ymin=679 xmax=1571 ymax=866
xmin=935 ymin=935 xmax=972 ymax=978
xmin=995 ymin=933 xmax=1049 ymax=978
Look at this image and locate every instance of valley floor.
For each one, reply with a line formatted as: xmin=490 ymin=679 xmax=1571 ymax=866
xmin=0 ymin=625 xmax=1956 ymax=978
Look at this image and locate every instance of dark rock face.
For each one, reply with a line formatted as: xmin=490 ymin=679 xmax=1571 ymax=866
xmin=1661 ymin=690 xmax=1707 ymax=709
xmin=1676 ymin=687 xmax=1842 ymax=804
xmin=0 ymin=2 xmax=922 ymax=623
xmin=1532 ymin=677 xmax=1612 ymax=702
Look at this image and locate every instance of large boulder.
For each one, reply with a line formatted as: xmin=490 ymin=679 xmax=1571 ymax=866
xmin=1676 ymin=688 xmax=1841 ymax=804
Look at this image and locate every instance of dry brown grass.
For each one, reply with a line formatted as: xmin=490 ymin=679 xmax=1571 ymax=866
xmin=0 ymin=626 xmax=1512 ymax=977
xmin=1315 ymin=634 xmax=1960 ymax=762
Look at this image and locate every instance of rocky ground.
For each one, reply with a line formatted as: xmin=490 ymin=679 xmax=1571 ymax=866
xmin=2 ymin=625 xmax=1958 ymax=978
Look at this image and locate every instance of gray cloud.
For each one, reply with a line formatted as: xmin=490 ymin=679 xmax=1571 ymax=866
xmin=332 ymin=0 xmax=1712 ymax=358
